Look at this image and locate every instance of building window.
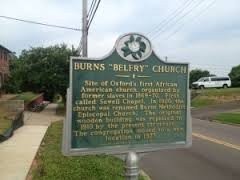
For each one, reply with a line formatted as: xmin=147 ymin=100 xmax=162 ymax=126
xmin=4 ymin=52 xmax=7 ymax=61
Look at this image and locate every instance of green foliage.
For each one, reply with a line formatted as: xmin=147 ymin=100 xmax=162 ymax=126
xmin=5 ymin=44 xmax=78 ymax=101
xmin=214 ymin=112 xmax=240 ymax=125
xmin=32 ymin=121 xmax=125 ymax=180
xmin=229 ymin=64 xmax=240 ymax=87
xmin=194 ymin=87 xmax=240 ymax=96
xmin=12 ymin=92 xmax=39 ymax=104
xmin=190 ymin=69 xmax=212 ymax=85
xmin=4 ymin=59 xmax=25 ymax=93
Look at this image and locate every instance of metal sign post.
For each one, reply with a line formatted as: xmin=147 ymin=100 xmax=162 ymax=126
xmin=125 ymin=152 xmax=139 ymax=180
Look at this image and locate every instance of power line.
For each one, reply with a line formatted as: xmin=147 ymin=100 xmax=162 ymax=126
xmin=0 ymin=15 xmax=81 ymax=31
xmin=147 ymin=0 xmax=194 ymax=37
xmin=151 ymin=0 xmax=207 ymax=40
xmin=87 ymin=0 xmax=101 ymax=29
xmin=164 ymin=0 xmax=217 ymax=40
xmin=88 ymin=0 xmax=95 ymax=15
xmin=152 ymin=0 xmax=206 ymax=40
xmin=87 ymin=0 xmax=97 ymax=18
xmin=78 ymin=0 xmax=95 ymax=55
xmin=78 ymin=0 xmax=101 ymax=56
xmin=149 ymin=0 xmax=196 ymax=38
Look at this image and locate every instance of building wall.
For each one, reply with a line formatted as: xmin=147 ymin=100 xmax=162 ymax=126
xmin=0 ymin=47 xmax=10 ymax=88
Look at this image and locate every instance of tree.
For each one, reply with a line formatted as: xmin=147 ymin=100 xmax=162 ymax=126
xmin=190 ymin=69 xmax=212 ymax=85
xmin=5 ymin=44 xmax=78 ymax=101
xmin=229 ymin=64 xmax=240 ymax=87
xmin=4 ymin=57 xmax=25 ymax=93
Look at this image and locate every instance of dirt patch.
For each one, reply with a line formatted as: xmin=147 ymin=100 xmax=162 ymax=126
xmin=207 ymin=96 xmax=240 ymax=103
xmin=26 ymin=158 xmax=38 ymax=180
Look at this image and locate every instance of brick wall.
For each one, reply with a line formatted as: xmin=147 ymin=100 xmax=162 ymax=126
xmin=0 ymin=48 xmax=10 ymax=74
xmin=27 ymin=93 xmax=44 ymax=110
xmin=0 ymin=47 xmax=10 ymax=89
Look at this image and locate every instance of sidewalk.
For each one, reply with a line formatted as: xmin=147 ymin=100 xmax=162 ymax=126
xmin=0 ymin=103 xmax=63 ymax=180
xmin=24 ymin=103 xmax=62 ymax=126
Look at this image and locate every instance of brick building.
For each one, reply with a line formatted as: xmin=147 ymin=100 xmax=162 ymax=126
xmin=0 ymin=45 xmax=11 ymax=89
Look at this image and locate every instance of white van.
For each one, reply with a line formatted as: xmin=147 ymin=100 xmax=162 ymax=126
xmin=192 ymin=76 xmax=231 ymax=89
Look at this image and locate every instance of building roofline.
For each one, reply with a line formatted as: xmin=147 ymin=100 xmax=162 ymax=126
xmin=0 ymin=45 xmax=11 ymax=53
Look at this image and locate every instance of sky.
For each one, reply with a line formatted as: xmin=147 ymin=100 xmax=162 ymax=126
xmin=1 ymin=0 xmax=240 ymax=76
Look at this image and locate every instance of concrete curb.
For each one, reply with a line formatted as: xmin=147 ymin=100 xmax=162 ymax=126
xmin=212 ymin=119 xmax=240 ymax=127
xmin=140 ymin=170 xmax=152 ymax=180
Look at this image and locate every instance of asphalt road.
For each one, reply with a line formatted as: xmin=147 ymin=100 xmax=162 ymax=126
xmin=140 ymin=118 xmax=240 ymax=180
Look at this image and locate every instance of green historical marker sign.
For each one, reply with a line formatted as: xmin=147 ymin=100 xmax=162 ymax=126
xmin=62 ymin=33 xmax=191 ymax=156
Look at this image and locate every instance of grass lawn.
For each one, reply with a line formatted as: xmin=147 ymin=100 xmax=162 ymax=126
xmin=191 ymin=87 xmax=240 ymax=108
xmin=191 ymin=97 xmax=217 ymax=108
xmin=30 ymin=121 xmax=145 ymax=180
xmin=214 ymin=112 xmax=240 ymax=125
xmin=194 ymin=87 xmax=240 ymax=96
xmin=12 ymin=92 xmax=39 ymax=104
xmin=0 ymin=109 xmax=12 ymax=135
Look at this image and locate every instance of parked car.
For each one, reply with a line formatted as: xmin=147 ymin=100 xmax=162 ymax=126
xmin=192 ymin=76 xmax=231 ymax=89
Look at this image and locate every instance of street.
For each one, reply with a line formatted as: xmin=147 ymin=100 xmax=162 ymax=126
xmin=140 ymin=117 xmax=240 ymax=180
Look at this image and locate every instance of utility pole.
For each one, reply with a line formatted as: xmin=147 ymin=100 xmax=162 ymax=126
xmin=82 ymin=0 xmax=88 ymax=57
xmin=165 ymin=56 xmax=168 ymax=62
